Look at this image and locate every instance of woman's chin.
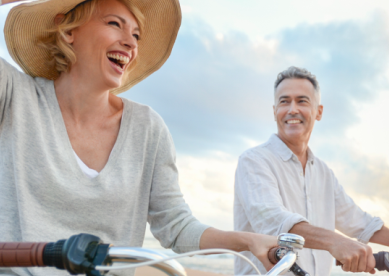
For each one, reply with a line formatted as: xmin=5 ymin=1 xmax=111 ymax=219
xmin=104 ymin=78 xmax=122 ymax=90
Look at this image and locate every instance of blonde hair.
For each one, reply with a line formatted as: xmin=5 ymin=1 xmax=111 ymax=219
xmin=39 ymin=0 xmax=145 ymax=74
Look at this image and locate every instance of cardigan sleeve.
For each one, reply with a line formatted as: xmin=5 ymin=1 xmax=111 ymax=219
xmin=147 ymin=123 xmax=210 ymax=253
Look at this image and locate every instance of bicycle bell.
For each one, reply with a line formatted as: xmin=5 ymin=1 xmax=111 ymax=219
xmin=277 ymin=233 xmax=305 ymax=250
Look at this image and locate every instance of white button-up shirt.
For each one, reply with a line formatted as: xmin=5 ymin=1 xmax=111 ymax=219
xmin=234 ymin=134 xmax=384 ymax=276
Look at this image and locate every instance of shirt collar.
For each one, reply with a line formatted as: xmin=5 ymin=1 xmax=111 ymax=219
xmin=268 ymin=134 xmax=315 ymax=164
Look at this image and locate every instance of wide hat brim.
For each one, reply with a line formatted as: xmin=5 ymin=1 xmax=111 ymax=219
xmin=4 ymin=0 xmax=181 ymax=95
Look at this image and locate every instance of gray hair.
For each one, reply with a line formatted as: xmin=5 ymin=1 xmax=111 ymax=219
xmin=274 ymin=66 xmax=321 ymax=104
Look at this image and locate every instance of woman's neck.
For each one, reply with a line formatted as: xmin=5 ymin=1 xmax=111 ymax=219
xmin=54 ymin=71 xmax=121 ymax=122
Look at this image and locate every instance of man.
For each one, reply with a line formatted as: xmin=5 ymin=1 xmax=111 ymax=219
xmin=234 ymin=66 xmax=389 ymax=276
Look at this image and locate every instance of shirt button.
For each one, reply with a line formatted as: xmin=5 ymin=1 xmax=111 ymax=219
xmin=300 ymin=172 xmax=303 ymax=176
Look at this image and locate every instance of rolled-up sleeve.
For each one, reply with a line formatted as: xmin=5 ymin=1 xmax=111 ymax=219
xmin=147 ymin=124 xmax=210 ymax=253
xmin=235 ymin=153 xmax=308 ymax=236
xmin=333 ymin=171 xmax=384 ymax=243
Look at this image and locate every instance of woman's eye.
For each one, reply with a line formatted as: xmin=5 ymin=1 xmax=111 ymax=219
xmin=133 ymin=34 xmax=140 ymax=41
xmin=108 ymin=21 xmax=120 ymax=27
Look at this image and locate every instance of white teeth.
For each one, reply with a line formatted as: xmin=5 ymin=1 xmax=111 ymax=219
xmin=107 ymin=53 xmax=130 ymax=65
xmin=287 ymin=120 xmax=301 ymax=124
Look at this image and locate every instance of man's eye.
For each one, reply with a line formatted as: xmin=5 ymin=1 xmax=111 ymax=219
xmin=108 ymin=21 xmax=120 ymax=27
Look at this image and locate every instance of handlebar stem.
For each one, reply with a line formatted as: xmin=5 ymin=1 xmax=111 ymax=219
xmin=265 ymin=251 xmax=297 ymax=276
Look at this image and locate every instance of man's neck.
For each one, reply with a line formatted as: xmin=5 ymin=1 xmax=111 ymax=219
xmin=277 ymin=134 xmax=309 ymax=171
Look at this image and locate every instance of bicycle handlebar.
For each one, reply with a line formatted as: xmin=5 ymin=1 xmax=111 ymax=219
xmin=0 ymin=234 xmax=185 ymax=276
xmin=0 ymin=242 xmax=47 ymax=267
xmin=2 ymin=234 xmax=389 ymax=275
xmin=271 ymin=247 xmax=389 ymax=274
xmin=268 ymin=247 xmax=309 ymax=276
xmin=374 ymin=251 xmax=389 ymax=272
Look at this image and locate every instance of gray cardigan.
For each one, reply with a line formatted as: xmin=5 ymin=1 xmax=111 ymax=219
xmin=0 ymin=58 xmax=209 ymax=276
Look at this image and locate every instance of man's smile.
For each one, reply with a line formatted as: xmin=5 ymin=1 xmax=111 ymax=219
xmin=285 ymin=119 xmax=303 ymax=124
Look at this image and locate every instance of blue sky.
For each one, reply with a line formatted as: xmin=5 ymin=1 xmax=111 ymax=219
xmin=1 ymin=1 xmax=389 ymax=234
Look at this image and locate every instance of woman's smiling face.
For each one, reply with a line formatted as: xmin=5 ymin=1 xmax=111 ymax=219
xmin=63 ymin=0 xmax=140 ymax=90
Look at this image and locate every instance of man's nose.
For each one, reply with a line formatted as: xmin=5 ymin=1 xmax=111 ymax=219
xmin=288 ymin=101 xmax=299 ymax=114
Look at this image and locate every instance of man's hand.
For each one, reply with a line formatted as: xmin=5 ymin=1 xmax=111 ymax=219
xmin=200 ymin=228 xmax=278 ymax=271
xmin=290 ymin=222 xmax=379 ymax=274
xmin=330 ymin=236 xmax=376 ymax=274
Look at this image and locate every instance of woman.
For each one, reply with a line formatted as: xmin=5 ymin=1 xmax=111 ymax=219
xmin=0 ymin=0 xmax=277 ymax=275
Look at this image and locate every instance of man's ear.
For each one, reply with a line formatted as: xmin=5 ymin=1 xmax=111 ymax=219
xmin=316 ymin=105 xmax=323 ymax=121
xmin=54 ymin=14 xmax=74 ymax=44
xmin=273 ymin=105 xmax=276 ymax=121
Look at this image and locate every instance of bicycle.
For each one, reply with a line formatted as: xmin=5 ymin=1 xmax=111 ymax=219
xmin=1 ymin=233 xmax=388 ymax=276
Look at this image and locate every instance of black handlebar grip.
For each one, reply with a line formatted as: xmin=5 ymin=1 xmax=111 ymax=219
xmin=0 ymin=242 xmax=47 ymax=267
xmin=290 ymin=263 xmax=310 ymax=276
xmin=374 ymin=251 xmax=389 ymax=272
xmin=42 ymin=240 xmax=66 ymax=269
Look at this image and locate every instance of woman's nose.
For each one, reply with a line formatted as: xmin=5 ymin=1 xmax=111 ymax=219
xmin=121 ymin=34 xmax=138 ymax=50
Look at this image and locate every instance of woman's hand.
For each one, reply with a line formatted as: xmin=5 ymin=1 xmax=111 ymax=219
xmin=199 ymin=228 xmax=278 ymax=271
xmin=246 ymin=233 xmax=278 ymax=271
xmin=2 ymin=0 xmax=23 ymax=5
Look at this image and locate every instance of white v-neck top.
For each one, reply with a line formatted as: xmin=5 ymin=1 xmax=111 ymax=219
xmin=0 ymin=58 xmax=209 ymax=276
xmin=72 ymin=150 xmax=99 ymax=179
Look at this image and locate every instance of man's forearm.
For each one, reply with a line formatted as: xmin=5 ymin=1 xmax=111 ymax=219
xmin=369 ymin=225 xmax=389 ymax=246
xmin=289 ymin=221 xmax=342 ymax=250
xmin=290 ymin=221 xmax=375 ymax=274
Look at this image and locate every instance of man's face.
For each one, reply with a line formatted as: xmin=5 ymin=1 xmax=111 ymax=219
xmin=273 ymin=78 xmax=323 ymax=144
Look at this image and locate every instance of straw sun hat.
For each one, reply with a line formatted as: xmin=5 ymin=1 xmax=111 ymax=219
xmin=4 ymin=0 xmax=181 ymax=95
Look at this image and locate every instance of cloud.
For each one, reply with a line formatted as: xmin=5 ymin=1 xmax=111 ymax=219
xmin=176 ymin=152 xmax=237 ymax=230
xmin=122 ymin=14 xmax=389 ymax=228
xmin=124 ymin=12 xmax=389 ymax=157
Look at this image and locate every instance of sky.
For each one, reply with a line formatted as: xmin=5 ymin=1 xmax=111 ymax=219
xmin=1 ymin=0 xmax=389 ymax=242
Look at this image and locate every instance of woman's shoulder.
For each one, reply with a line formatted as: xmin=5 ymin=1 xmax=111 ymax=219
xmin=1 ymin=57 xmax=52 ymax=88
xmin=0 ymin=57 xmax=30 ymax=82
xmin=121 ymin=98 xmax=167 ymax=130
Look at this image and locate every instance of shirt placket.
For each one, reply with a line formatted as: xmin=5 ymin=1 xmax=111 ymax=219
xmin=305 ymin=161 xmax=312 ymax=222
xmin=305 ymin=159 xmax=318 ymax=276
